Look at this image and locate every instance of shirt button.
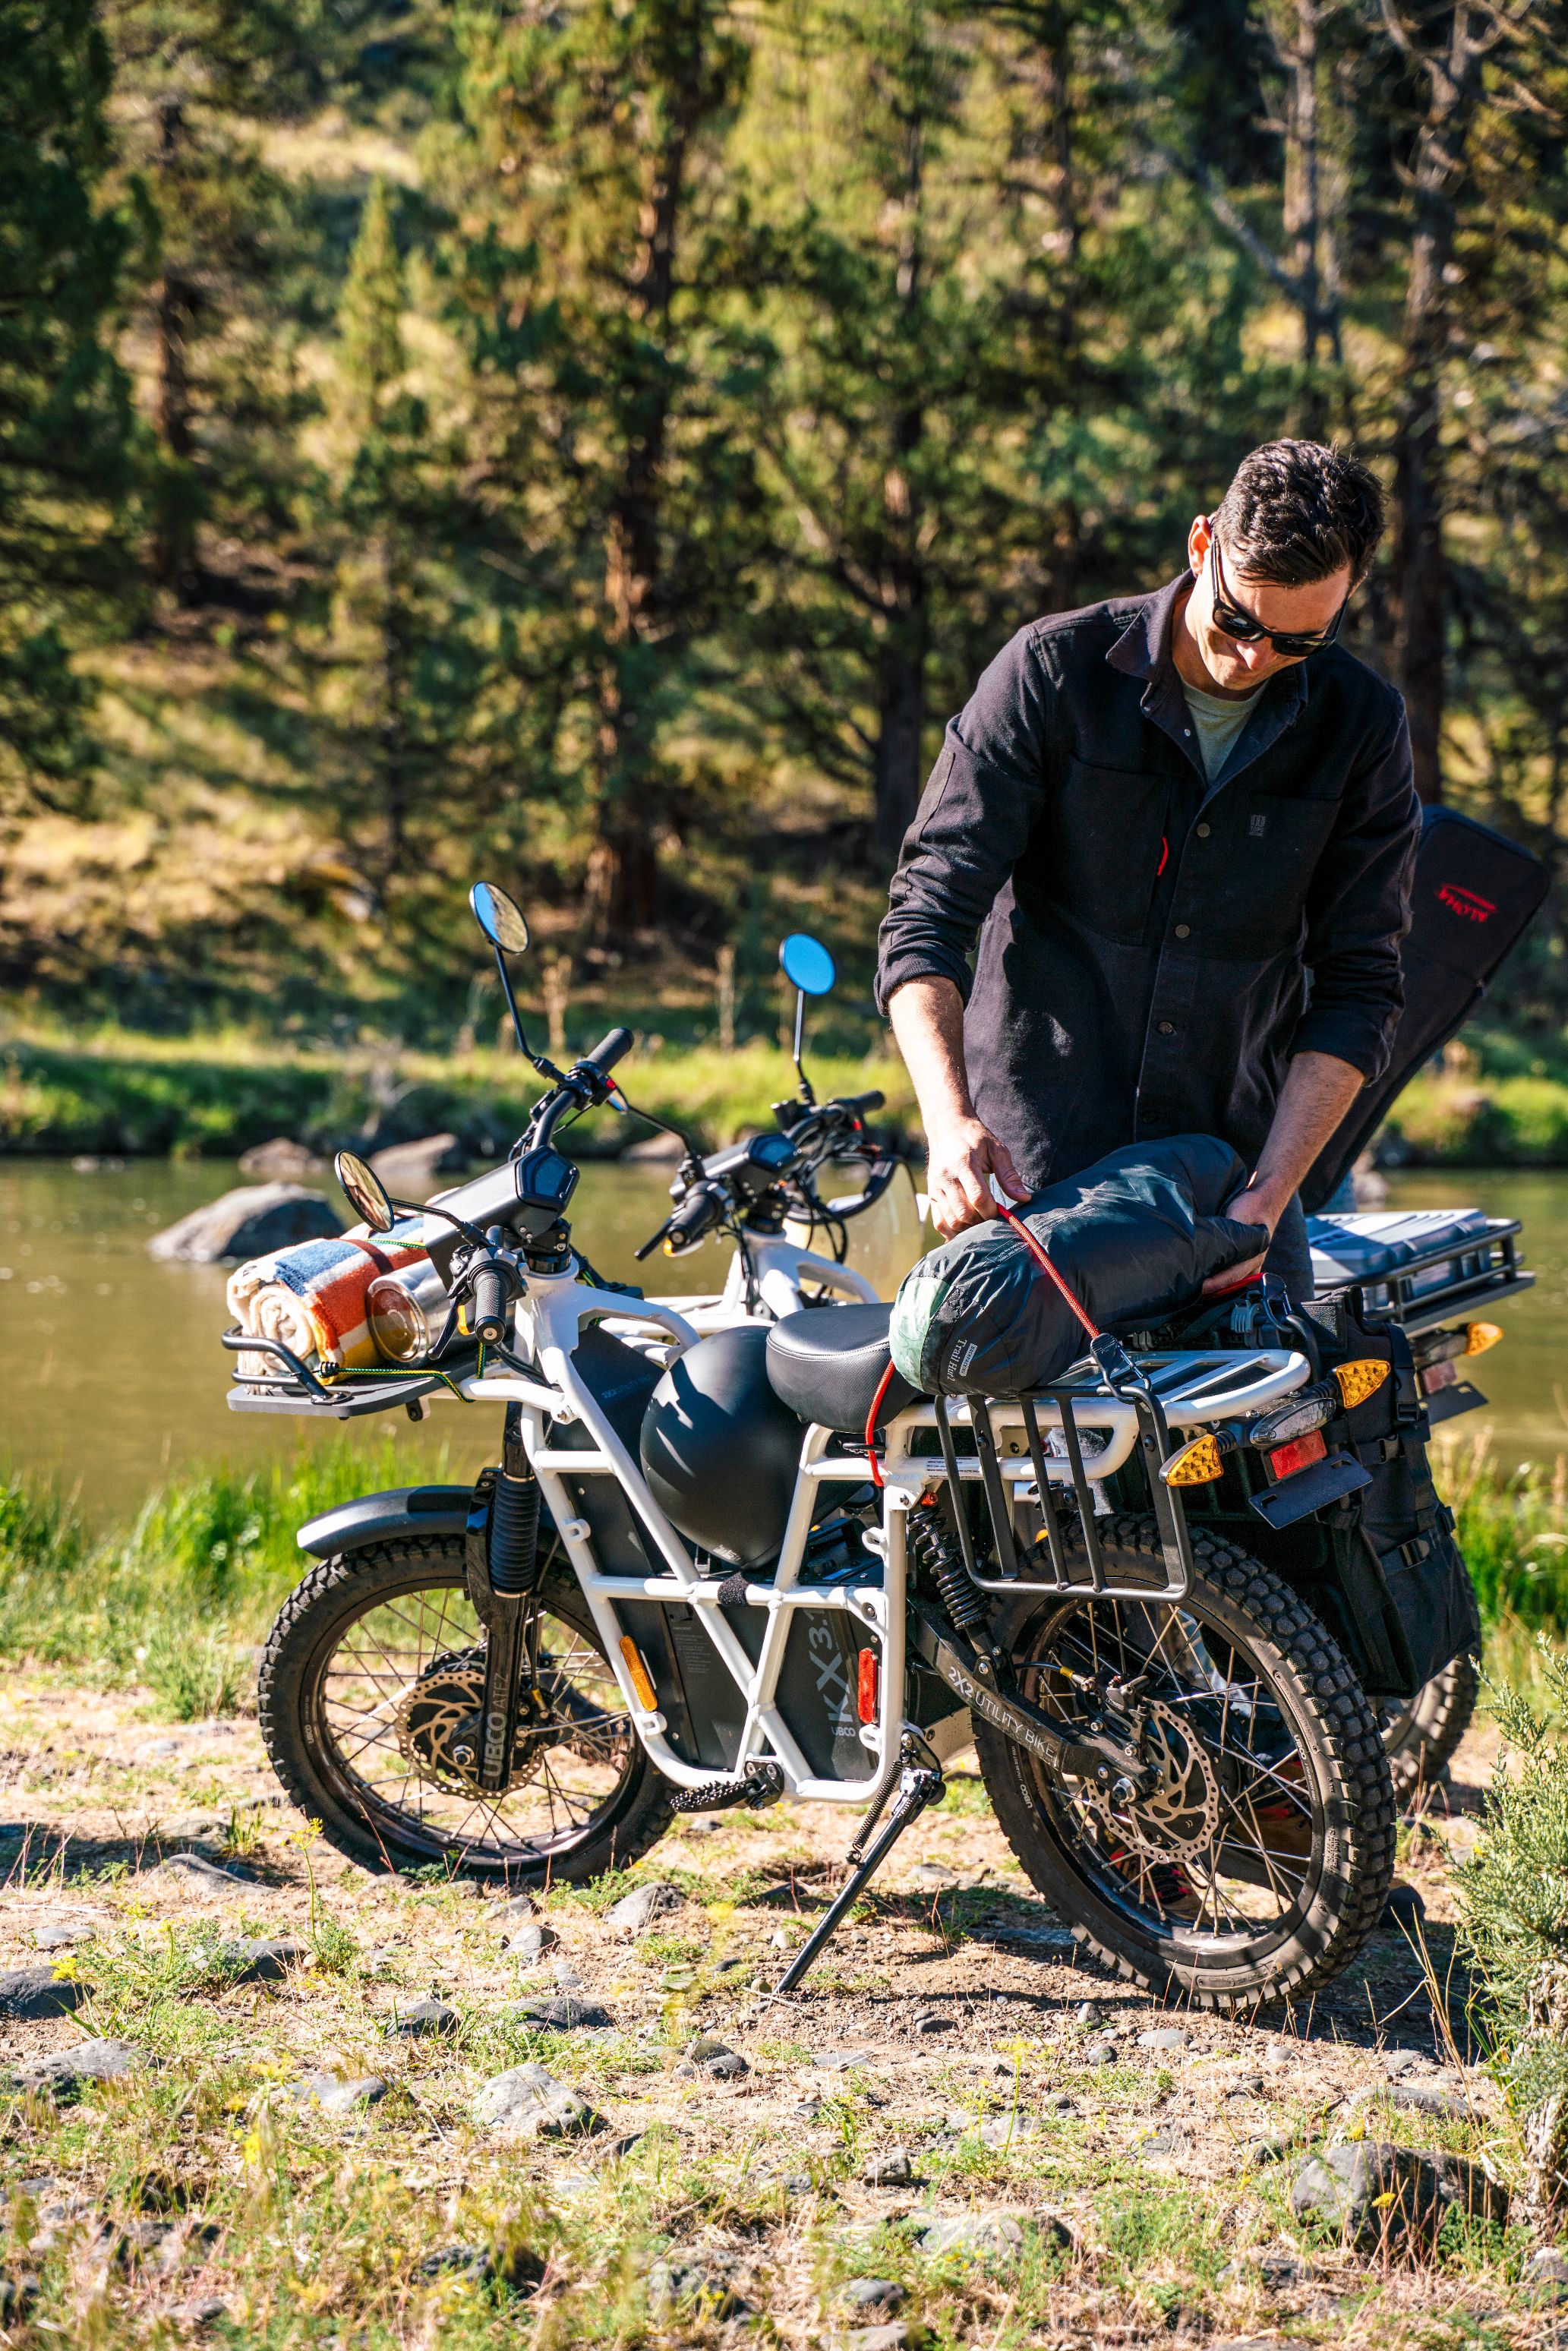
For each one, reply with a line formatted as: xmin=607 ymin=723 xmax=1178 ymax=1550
xmin=1174 ymin=923 xmax=1190 ymax=939
xmin=1196 ymin=822 xmax=1210 ymax=838
xmin=1157 ymin=1020 xmax=1175 ymax=1035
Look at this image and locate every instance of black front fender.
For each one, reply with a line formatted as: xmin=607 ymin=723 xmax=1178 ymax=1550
xmin=296 ymin=1485 xmax=474 ymax=1560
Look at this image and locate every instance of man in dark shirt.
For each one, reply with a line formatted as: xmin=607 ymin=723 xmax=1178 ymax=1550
xmin=876 ymin=439 xmax=1419 ymax=1297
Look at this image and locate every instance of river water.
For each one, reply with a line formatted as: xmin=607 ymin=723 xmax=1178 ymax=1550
xmin=2 ymin=1157 xmax=1563 ymax=1523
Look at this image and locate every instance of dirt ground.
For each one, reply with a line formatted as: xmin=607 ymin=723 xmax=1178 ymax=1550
xmin=0 ymin=1678 xmax=1551 ymax=2349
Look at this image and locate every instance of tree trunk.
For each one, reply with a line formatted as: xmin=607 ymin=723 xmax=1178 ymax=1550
xmin=151 ymin=94 xmax=198 ymax=596
xmin=1387 ymin=5 xmax=1500 ymax=806
xmin=871 ymin=115 xmax=929 ymax=873
xmin=585 ymin=28 xmax=705 ymax=945
xmin=1278 ymin=0 xmax=1342 ymax=429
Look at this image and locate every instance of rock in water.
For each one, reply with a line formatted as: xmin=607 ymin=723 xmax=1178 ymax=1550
xmin=368 ymin=1135 xmax=461 ymax=1198
xmin=147 ymin=1185 xmax=342 ymax=1264
xmin=237 ymin=1139 xmax=325 ymax=1181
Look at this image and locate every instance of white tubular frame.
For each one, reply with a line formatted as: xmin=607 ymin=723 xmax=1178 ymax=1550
xmin=646 ymin=1229 xmax=879 ymax=1334
xmin=463 ymin=1267 xmax=1314 ymax=1813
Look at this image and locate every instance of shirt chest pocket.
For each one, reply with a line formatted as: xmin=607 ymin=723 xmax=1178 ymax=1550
xmin=1036 ymin=759 xmax=1174 ymax=944
xmin=1199 ymin=793 xmax=1340 ymax=958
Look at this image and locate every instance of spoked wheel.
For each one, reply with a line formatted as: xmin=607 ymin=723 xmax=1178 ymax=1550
xmin=973 ymin=1515 xmax=1396 ymax=2012
xmin=1379 ymin=1653 xmax=1480 ymax=1807
xmin=258 ymin=1535 xmax=672 ymax=1879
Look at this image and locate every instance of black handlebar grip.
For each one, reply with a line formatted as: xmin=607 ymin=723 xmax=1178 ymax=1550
xmin=664 ymin=1185 xmax=724 ymax=1250
xmin=471 ymin=1261 xmax=509 ymax=1344
xmin=585 ymin=1025 xmax=633 ymax=1074
xmin=842 ymin=1090 xmax=885 ymax=1114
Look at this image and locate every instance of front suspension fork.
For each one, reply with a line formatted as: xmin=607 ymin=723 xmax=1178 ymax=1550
xmin=473 ymin=1405 xmax=541 ymax=1795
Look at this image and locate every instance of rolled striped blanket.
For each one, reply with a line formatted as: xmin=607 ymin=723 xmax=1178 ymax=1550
xmin=227 ymin=1218 xmax=431 ymax=1380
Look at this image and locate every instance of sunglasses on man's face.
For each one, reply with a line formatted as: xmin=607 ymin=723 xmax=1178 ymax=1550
xmin=1208 ymin=531 xmax=1348 ymax=658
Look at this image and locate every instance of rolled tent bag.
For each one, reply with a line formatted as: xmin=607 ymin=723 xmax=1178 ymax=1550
xmin=890 ymin=1134 xmax=1264 ymax=1398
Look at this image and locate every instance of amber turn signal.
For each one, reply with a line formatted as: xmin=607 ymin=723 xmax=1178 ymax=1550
xmin=1330 ymin=1359 xmax=1391 ymax=1409
xmin=1161 ymin=1431 xmax=1231 ymax=1486
xmin=620 ymin=1636 xmax=659 ymax=1712
xmin=1465 ymin=1321 xmax=1503 ymax=1357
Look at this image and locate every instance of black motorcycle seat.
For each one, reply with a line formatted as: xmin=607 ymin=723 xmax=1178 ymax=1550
xmin=765 ymin=1304 xmax=925 ymax=1433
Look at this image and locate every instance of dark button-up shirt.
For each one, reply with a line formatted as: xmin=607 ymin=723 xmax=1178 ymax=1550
xmin=876 ymin=573 xmax=1419 ymax=1193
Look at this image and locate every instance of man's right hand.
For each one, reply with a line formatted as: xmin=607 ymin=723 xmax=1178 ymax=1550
xmin=924 ymin=1117 xmax=1030 ymax=1238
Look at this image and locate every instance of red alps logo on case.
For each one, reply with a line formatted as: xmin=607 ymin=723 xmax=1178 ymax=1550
xmin=1437 ymin=883 xmax=1496 ymax=923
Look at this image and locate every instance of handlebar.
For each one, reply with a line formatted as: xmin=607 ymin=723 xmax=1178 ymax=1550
xmin=582 ymin=1025 xmax=633 ymax=1075
xmin=469 ymin=1260 xmax=510 ymax=1344
xmin=838 ymin=1090 xmax=885 ymax=1116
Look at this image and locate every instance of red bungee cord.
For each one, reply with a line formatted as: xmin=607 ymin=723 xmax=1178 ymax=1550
xmin=863 ymin=1194 xmax=1100 ymax=1486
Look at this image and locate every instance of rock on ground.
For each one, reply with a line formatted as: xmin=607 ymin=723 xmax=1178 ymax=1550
xmin=605 ymin=1881 xmax=683 ymax=1931
xmin=0 ymin=1967 xmax=90 ymax=2020
xmin=217 ymin=1937 xmax=308 ymax=1987
xmin=286 ymin=2073 xmax=388 ymax=2115
xmin=390 ymin=1998 xmax=458 ymax=2038
xmin=1290 ymin=2140 xmax=1507 ymax=2249
xmin=473 ymin=2063 xmax=604 ymax=2140
xmin=12 ymin=2040 xmax=150 ymax=2099
xmin=147 ymin=1184 xmax=342 ymax=1263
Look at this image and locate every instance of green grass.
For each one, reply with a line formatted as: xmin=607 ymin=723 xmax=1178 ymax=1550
xmin=0 ymin=1439 xmax=424 ymax=1709
xmin=0 ymin=1024 xmax=917 ymax=1158
xmin=0 ymin=1425 xmax=1563 ymax=1720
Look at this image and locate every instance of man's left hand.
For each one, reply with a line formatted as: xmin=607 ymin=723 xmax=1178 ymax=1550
xmin=1203 ymin=1179 xmax=1289 ymax=1296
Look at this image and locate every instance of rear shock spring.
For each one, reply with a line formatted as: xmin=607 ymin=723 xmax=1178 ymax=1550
xmin=908 ymin=1506 xmax=989 ymax=1639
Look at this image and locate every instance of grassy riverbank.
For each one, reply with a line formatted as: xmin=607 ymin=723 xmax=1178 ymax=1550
xmin=0 ymin=1430 xmax=1560 ymax=1715
xmin=11 ymin=1018 xmax=1568 ymax=1168
xmin=0 ymin=1027 xmax=917 ymax=1160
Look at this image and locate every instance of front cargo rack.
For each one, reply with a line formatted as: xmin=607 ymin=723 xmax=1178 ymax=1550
xmin=221 ymin=1327 xmax=475 ymax=1419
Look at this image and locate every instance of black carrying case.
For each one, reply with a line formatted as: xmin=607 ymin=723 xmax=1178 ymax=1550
xmin=1305 ymin=805 xmax=1549 ymax=1210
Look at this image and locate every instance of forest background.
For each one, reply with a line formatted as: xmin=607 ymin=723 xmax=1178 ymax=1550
xmin=5 ymin=0 xmax=1568 ymax=1161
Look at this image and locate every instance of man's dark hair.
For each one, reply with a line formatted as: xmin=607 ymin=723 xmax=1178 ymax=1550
xmin=1212 ymin=439 xmax=1384 ymax=588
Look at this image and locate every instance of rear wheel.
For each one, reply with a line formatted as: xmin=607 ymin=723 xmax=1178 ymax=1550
xmin=1379 ymin=1654 xmax=1479 ymax=1806
xmin=257 ymin=1535 xmax=673 ymax=1879
xmin=973 ymin=1515 xmax=1396 ymax=2012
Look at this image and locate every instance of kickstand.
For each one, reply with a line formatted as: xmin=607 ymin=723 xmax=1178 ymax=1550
xmin=771 ymin=1734 xmax=945 ymax=1999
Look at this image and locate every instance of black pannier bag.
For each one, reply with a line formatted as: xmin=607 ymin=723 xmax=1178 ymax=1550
xmin=889 ymin=1134 xmax=1263 ymax=1398
xmin=1260 ymin=1292 xmax=1481 ymax=1698
xmin=1305 ymin=805 xmax=1549 ymax=1210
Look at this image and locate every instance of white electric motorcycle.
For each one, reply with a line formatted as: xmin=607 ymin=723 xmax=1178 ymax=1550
xmin=233 ymin=879 xmax=1472 ymax=2014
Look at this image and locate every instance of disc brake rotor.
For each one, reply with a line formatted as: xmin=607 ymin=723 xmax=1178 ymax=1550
xmin=1084 ymin=1696 xmax=1222 ymax=1865
xmin=395 ymin=1646 xmax=556 ymax=1797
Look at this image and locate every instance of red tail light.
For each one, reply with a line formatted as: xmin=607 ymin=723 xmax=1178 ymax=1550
xmin=857 ymin=1647 xmax=879 ymax=1725
xmin=1268 ymin=1428 xmax=1327 ymax=1481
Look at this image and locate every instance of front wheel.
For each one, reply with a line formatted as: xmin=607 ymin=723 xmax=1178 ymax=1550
xmin=973 ymin=1516 xmax=1396 ymax=2012
xmin=257 ymin=1535 xmax=673 ymax=1879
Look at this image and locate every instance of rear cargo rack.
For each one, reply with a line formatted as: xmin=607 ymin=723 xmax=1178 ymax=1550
xmin=1308 ymin=1213 xmax=1532 ymax=1335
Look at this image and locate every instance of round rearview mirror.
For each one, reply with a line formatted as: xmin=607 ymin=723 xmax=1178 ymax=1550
xmin=469 ymin=881 xmax=531 ymax=956
xmin=778 ymin=933 xmax=836 ymax=996
xmin=334 ymin=1150 xmax=396 ymax=1235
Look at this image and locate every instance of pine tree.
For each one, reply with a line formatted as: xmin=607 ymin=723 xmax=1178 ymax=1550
xmin=99 ymin=0 xmax=344 ymax=599
xmin=310 ymin=176 xmax=506 ymax=950
xmin=0 ymin=0 xmax=131 ymax=808
xmin=453 ymin=0 xmax=755 ymax=942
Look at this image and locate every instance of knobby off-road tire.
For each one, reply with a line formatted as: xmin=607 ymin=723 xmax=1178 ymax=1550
xmin=1380 ymin=1653 xmax=1480 ymax=1807
xmin=973 ymin=1514 xmax=1397 ymax=2013
xmin=258 ymin=1534 xmax=673 ymax=1880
